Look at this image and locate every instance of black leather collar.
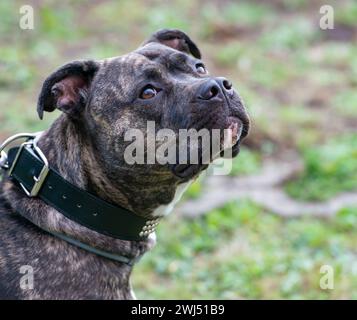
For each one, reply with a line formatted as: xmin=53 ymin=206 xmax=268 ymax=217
xmin=6 ymin=141 xmax=159 ymax=242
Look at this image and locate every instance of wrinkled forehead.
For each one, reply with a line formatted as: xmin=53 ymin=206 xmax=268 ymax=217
xmin=134 ymin=42 xmax=191 ymax=63
xmin=103 ymin=43 xmax=197 ymax=79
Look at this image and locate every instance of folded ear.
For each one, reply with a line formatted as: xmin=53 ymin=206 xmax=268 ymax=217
xmin=143 ymin=29 xmax=201 ymax=59
xmin=37 ymin=60 xmax=100 ymax=120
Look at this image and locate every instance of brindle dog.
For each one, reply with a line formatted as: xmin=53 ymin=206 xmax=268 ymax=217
xmin=0 ymin=29 xmax=249 ymax=299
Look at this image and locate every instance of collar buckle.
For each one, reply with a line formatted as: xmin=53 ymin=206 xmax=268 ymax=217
xmin=5 ymin=133 xmax=49 ymax=197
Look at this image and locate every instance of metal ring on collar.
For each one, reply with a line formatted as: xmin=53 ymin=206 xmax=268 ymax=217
xmin=0 ymin=133 xmax=39 ymax=169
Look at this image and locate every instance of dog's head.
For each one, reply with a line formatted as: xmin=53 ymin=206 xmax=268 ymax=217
xmin=37 ymin=29 xmax=249 ymax=186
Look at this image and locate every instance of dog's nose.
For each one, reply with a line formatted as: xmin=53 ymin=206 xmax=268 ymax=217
xmin=216 ymin=77 xmax=233 ymax=91
xmin=197 ymin=79 xmax=220 ymax=100
xmin=197 ymin=77 xmax=233 ymax=100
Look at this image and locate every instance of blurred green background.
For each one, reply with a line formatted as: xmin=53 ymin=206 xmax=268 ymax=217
xmin=0 ymin=0 xmax=356 ymax=299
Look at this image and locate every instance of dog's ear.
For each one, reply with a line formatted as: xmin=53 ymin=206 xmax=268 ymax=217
xmin=37 ymin=60 xmax=100 ymax=120
xmin=143 ymin=29 xmax=201 ymax=59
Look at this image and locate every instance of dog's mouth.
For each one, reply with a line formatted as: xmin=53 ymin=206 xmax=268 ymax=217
xmin=170 ymin=115 xmax=248 ymax=179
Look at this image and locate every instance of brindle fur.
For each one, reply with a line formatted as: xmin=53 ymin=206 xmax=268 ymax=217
xmin=0 ymin=29 xmax=249 ymax=299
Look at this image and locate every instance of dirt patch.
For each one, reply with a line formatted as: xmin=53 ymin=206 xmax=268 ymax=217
xmin=322 ymin=24 xmax=357 ymax=42
xmin=178 ymin=157 xmax=357 ymax=218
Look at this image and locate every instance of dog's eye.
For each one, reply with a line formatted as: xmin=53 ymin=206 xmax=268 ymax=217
xmin=196 ymin=63 xmax=206 ymax=74
xmin=140 ymin=85 xmax=158 ymax=99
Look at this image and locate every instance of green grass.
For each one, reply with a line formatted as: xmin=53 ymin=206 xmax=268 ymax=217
xmin=333 ymin=90 xmax=357 ymax=118
xmin=214 ymin=42 xmax=246 ymax=67
xmin=0 ymin=47 xmax=37 ymax=89
xmin=286 ymin=134 xmax=357 ymax=201
xmin=336 ymin=1 xmax=357 ymax=26
xmin=133 ymin=201 xmax=357 ymax=299
xmin=184 ymin=178 xmax=203 ymax=200
xmin=0 ymin=1 xmax=18 ymax=34
xmin=215 ymin=2 xmax=274 ymax=27
xmin=199 ymin=1 xmax=275 ymax=39
xmin=39 ymin=5 xmax=82 ymax=40
xmin=183 ymin=149 xmax=262 ymax=200
xmin=259 ymin=18 xmax=316 ymax=51
xmin=0 ymin=90 xmax=58 ymax=134
xmin=230 ymin=149 xmax=262 ymax=176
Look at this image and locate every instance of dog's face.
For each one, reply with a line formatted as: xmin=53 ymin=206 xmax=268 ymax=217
xmin=37 ymin=29 xmax=249 ymax=186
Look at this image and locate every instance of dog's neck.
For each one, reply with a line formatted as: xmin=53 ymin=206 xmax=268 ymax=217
xmin=2 ymin=115 xmax=178 ymax=269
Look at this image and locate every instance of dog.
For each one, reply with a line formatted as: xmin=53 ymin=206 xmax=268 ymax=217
xmin=0 ymin=29 xmax=249 ymax=299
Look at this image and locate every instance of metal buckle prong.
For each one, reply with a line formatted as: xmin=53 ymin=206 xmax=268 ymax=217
xmin=19 ymin=168 xmax=49 ymax=197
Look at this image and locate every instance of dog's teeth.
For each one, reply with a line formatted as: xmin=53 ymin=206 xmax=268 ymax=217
xmin=223 ymin=123 xmax=239 ymax=149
